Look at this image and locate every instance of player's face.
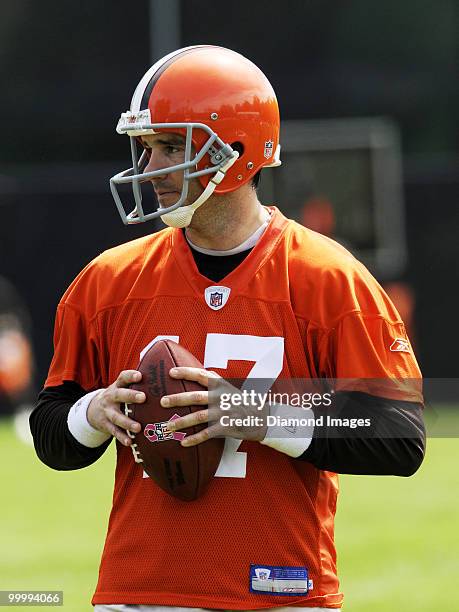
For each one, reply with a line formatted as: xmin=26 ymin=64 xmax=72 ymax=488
xmin=141 ymin=133 xmax=203 ymax=208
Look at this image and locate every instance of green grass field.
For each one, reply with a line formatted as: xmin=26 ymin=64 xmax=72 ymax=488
xmin=1 ymin=414 xmax=458 ymax=611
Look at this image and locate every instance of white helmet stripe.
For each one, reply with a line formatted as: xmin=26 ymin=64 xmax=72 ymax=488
xmin=130 ymin=45 xmax=211 ymax=113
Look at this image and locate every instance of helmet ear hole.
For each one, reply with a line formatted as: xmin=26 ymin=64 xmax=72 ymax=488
xmin=231 ymin=142 xmax=244 ymax=157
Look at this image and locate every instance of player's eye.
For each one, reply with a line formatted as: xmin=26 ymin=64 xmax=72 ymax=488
xmin=164 ymin=145 xmax=182 ymax=155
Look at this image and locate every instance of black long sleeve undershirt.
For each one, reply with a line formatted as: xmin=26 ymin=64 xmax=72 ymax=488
xmin=30 ymin=382 xmax=111 ymax=470
xmin=298 ymin=392 xmax=425 ymax=476
xmin=30 ymin=383 xmax=425 ymax=476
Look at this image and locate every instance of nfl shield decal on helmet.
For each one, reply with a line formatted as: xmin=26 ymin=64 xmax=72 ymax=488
xmin=264 ymin=140 xmax=273 ymax=159
xmin=204 ymin=286 xmax=231 ymax=310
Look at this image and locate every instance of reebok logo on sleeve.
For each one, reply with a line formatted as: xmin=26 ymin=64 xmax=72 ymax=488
xmin=389 ymin=338 xmax=411 ymax=353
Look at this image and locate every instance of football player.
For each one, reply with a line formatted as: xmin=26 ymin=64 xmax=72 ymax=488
xmin=30 ymin=46 xmax=425 ymax=611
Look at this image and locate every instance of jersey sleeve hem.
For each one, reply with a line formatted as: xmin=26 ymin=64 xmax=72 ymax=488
xmin=45 ymin=371 xmax=96 ymax=390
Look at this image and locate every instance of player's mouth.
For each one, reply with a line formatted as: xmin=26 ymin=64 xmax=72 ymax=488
xmin=156 ymin=191 xmax=179 ymax=206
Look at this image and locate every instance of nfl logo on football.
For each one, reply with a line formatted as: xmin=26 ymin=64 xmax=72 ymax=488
xmin=154 ymin=422 xmax=170 ymax=442
xmin=144 ymin=421 xmax=173 ymax=443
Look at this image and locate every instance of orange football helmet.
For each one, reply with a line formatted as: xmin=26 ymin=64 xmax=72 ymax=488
xmin=110 ymin=45 xmax=281 ymax=227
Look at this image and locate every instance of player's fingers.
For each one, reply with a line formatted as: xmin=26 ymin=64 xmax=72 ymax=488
xmin=107 ymin=406 xmax=141 ymax=435
xmin=166 ymin=408 xmax=209 ymax=432
xmin=161 ymin=389 xmax=208 ymax=408
xmin=169 ymin=366 xmax=219 ymax=387
xmin=110 ymin=422 xmax=135 ymax=447
xmin=181 ymin=422 xmax=221 ymax=447
xmin=110 ymin=387 xmax=146 ymax=405
xmin=115 ymin=370 xmax=142 ymax=387
xmin=206 ymin=407 xmax=224 ymax=426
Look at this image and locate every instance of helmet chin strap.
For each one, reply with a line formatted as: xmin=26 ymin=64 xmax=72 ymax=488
xmin=160 ymin=153 xmax=239 ymax=229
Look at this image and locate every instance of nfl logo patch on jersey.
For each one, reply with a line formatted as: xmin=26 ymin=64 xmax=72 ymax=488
xmin=250 ymin=564 xmax=309 ymax=595
xmin=210 ymin=292 xmax=222 ymax=308
xmin=255 ymin=567 xmax=271 ymax=580
xmin=204 ymin=285 xmax=231 ymax=310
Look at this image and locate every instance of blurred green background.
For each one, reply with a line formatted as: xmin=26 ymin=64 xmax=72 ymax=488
xmin=2 ymin=415 xmax=458 ymax=611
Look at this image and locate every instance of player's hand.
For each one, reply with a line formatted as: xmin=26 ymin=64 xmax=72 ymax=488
xmin=87 ymin=370 xmax=145 ymax=446
xmin=161 ymin=366 xmax=268 ymax=446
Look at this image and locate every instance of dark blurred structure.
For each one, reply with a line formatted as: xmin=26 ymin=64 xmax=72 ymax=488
xmin=297 ymin=194 xmax=417 ymax=348
xmin=260 ymin=118 xmax=407 ymax=278
xmin=0 ymin=0 xmax=458 ymax=381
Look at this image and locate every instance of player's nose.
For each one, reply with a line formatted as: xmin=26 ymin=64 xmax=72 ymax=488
xmin=143 ymin=149 xmax=168 ymax=180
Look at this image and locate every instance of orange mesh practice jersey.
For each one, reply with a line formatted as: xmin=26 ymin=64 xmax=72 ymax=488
xmin=46 ymin=208 xmax=422 ymax=609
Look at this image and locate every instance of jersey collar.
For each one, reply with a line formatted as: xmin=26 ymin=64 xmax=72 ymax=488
xmin=171 ymin=206 xmax=289 ymax=299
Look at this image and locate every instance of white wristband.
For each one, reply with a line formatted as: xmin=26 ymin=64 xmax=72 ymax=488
xmin=67 ymin=389 xmax=111 ymax=448
xmin=260 ymin=404 xmax=315 ymax=458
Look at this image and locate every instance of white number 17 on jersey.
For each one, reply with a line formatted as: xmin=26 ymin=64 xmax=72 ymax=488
xmin=141 ymin=333 xmax=284 ymax=479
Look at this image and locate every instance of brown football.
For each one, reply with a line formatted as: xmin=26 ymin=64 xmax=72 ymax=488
xmin=124 ymin=339 xmax=224 ymax=501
